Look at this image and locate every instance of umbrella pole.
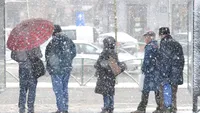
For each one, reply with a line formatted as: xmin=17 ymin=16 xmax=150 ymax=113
xmin=26 ymin=0 xmax=30 ymax=19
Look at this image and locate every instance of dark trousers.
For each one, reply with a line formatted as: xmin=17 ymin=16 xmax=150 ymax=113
xmin=103 ymin=94 xmax=114 ymax=111
xmin=18 ymin=67 xmax=38 ymax=113
xmin=137 ymin=91 xmax=160 ymax=111
xmin=159 ymin=84 xmax=178 ymax=112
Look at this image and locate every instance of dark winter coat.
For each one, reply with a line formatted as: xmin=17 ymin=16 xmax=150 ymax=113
xmin=94 ymin=37 xmax=126 ymax=95
xmin=158 ymin=35 xmax=185 ymax=85
xmin=11 ymin=47 xmax=43 ymax=78
xmin=141 ymin=40 xmax=160 ymax=92
xmin=45 ymin=33 xmax=76 ymax=75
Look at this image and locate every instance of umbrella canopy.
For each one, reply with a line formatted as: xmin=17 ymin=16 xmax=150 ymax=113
xmin=7 ymin=18 xmax=54 ymax=51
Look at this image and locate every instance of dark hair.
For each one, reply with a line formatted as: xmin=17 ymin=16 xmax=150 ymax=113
xmin=53 ymin=25 xmax=62 ymax=36
xmin=159 ymin=27 xmax=170 ymax=35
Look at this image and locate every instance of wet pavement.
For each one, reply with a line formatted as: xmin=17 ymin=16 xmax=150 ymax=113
xmin=0 ymin=86 xmax=193 ymax=113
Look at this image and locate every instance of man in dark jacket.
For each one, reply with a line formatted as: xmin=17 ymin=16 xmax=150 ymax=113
xmin=157 ymin=27 xmax=185 ymax=113
xmin=45 ymin=25 xmax=76 ymax=113
xmin=11 ymin=47 xmax=42 ymax=113
xmin=94 ymin=36 xmax=126 ymax=113
xmin=131 ymin=31 xmax=160 ymax=113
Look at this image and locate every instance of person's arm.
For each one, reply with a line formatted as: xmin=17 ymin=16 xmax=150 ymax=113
xmin=70 ymin=40 xmax=76 ymax=60
xmin=11 ymin=51 xmax=28 ymax=62
xmin=34 ymin=47 xmax=43 ymax=58
xmin=141 ymin=45 xmax=152 ymax=74
xmin=45 ymin=41 xmax=52 ymax=61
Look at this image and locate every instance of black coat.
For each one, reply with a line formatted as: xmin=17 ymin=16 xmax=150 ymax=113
xmin=159 ymin=35 xmax=185 ymax=85
xmin=45 ymin=33 xmax=76 ymax=75
xmin=94 ymin=37 xmax=126 ymax=95
xmin=11 ymin=47 xmax=43 ymax=78
xmin=94 ymin=49 xmax=118 ymax=95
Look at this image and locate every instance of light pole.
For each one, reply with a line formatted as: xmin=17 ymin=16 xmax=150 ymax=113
xmin=26 ymin=0 xmax=29 ymax=19
xmin=114 ymin=0 xmax=117 ymax=43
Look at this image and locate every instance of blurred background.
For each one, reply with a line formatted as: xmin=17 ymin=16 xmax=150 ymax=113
xmin=4 ymin=0 xmax=190 ymax=85
xmin=0 ymin=0 xmax=197 ymax=112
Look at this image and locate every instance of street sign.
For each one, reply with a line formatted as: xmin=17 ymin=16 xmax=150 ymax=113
xmin=76 ymin=12 xmax=85 ymax=26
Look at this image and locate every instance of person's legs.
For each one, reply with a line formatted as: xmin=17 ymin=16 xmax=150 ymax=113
xmin=18 ymin=68 xmax=28 ymax=113
xmin=51 ymin=74 xmax=65 ymax=112
xmin=103 ymin=95 xmax=110 ymax=111
xmin=27 ymin=77 xmax=38 ymax=113
xmin=18 ymin=80 xmax=28 ymax=113
xmin=171 ymin=84 xmax=178 ymax=112
xmin=152 ymin=90 xmax=162 ymax=113
xmin=155 ymin=90 xmax=161 ymax=110
xmin=159 ymin=85 xmax=164 ymax=112
xmin=108 ymin=95 xmax=114 ymax=113
xmin=63 ymin=72 xmax=70 ymax=112
xmin=137 ymin=91 xmax=149 ymax=112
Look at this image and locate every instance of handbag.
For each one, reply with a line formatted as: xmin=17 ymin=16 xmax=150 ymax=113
xmin=108 ymin=56 xmax=122 ymax=76
xmin=138 ymin=73 xmax=145 ymax=91
xmin=163 ymin=83 xmax=172 ymax=108
xmin=30 ymin=57 xmax=46 ymax=79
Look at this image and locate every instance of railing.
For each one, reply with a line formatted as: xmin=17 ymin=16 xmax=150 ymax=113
xmin=5 ymin=58 xmax=189 ymax=87
xmin=70 ymin=57 xmax=143 ymax=86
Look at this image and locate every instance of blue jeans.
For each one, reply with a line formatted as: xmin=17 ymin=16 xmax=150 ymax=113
xmin=18 ymin=67 xmax=38 ymax=113
xmin=103 ymin=95 xmax=114 ymax=111
xmin=51 ymin=72 xmax=70 ymax=112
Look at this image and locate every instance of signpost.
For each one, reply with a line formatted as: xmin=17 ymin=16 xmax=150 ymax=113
xmin=76 ymin=12 xmax=85 ymax=26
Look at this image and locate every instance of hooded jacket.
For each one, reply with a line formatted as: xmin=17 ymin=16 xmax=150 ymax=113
xmin=94 ymin=37 xmax=126 ymax=95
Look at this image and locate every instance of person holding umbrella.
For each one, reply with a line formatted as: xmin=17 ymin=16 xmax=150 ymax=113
xmin=11 ymin=47 xmax=43 ymax=113
xmin=45 ymin=25 xmax=76 ymax=113
xmin=7 ymin=18 xmax=54 ymax=113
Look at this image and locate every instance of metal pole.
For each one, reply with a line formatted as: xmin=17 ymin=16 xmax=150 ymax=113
xmin=26 ymin=0 xmax=30 ymax=19
xmin=0 ymin=0 xmax=6 ymax=93
xmin=114 ymin=0 xmax=117 ymax=43
xmin=81 ymin=58 xmax=84 ymax=86
xmin=114 ymin=0 xmax=119 ymax=84
xmin=193 ymin=0 xmax=200 ymax=112
xmin=168 ymin=0 xmax=172 ymax=31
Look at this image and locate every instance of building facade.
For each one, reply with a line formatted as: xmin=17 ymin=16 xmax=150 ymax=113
xmin=94 ymin=0 xmax=188 ymax=41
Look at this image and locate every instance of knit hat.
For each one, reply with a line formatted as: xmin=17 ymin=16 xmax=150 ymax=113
xmin=143 ymin=31 xmax=156 ymax=37
xmin=159 ymin=27 xmax=170 ymax=35
xmin=53 ymin=25 xmax=62 ymax=36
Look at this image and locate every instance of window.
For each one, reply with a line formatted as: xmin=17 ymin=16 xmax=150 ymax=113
xmin=78 ymin=44 xmax=98 ymax=54
xmin=62 ymin=30 xmax=76 ymax=40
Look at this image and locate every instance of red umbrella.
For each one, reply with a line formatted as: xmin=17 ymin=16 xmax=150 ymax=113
xmin=7 ymin=18 xmax=54 ymax=51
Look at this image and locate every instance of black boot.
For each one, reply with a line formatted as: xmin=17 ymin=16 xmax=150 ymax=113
xmin=100 ymin=108 xmax=109 ymax=113
xmin=107 ymin=108 xmax=114 ymax=113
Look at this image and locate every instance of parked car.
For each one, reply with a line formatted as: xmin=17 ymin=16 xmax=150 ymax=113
xmin=61 ymin=25 xmax=99 ymax=43
xmin=72 ymin=40 xmax=141 ymax=72
xmin=96 ymin=32 xmax=139 ymax=55
xmin=6 ymin=37 xmax=141 ymax=75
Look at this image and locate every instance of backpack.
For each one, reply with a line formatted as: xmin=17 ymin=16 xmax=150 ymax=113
xmin=30 ymin=57 xmax=46 ymax=79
